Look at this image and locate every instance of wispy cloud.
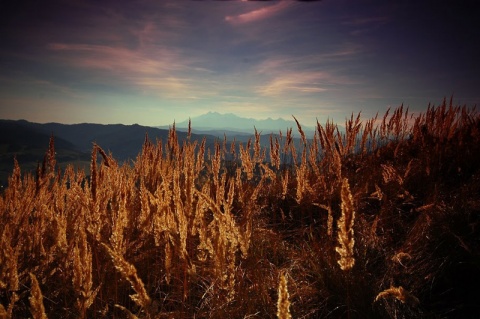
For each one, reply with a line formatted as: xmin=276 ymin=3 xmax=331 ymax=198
xmin=47 ymin=42 xmax=215 ymax=99
xmin=254 ymin=49 xmax=361 ymax=98
xmin=256 ymin=72 xmax=330 ymax=96
xmin=48 ymin=43 xmax=183 ymax=73
xmin=225 ymin=1 xmax=292 ymax=25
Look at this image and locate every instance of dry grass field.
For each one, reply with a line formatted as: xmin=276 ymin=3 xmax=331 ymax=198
xmin=1 ymin=99 xmax=479 ymax=318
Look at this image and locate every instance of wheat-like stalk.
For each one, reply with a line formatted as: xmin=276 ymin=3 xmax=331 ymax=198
xmin=336 ymin=178 xmax=355 ymax=271
xmin=72 ymin=226 xmax=99 ymax=318
xmin=102 ymin=243 xmax=153 ymax=316
xmin=29 ymin=273 xmax=47 ymax=319
xmin=277 ymin=272 xmax=292 ymax=319
xmin=0 ymin=227 xmax=19 ymax=293
xmin=270 ymin=134 xmax=280 ymax=170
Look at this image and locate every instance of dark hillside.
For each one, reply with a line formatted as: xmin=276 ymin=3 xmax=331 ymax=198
xmin=0 ymin=120 xmax=222 ymax=184
xmin=0 ymin=120 xmax=89 ymax=185
xmin=0 ymin=120 xmax=76 ymax=150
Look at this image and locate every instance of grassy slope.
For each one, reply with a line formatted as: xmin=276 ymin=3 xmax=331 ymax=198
xmin=0 ymin=102 xmax=479 ymax=318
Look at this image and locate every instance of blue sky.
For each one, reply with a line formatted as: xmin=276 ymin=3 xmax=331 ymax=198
xmin=0 ymin=0 xmax=479 ymax=127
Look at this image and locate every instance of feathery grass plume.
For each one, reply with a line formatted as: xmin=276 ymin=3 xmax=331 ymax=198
xmin=386 ymin=104 xmax=409 ymax=142
xmin=317 ymin=119 xmax=342 ymax=183
xmin=168 ymin=121 xmax=178 ymax=158
xmin=308 ymin=131 xmax=320 ymax=175
xmin=254 ymin=126 xmax=261 ymax=162
xmin=212 ymin=142 xmax=221 ymax=192
xmin=269 ymin=134 xmax=281 ymax=170
xmin=380 ymin=107 xmax=391 ymax=143
xmin=239 ymin=142 xmax=254 ymax=180
xmin=46 ymin=134 xmax=56 ymax=176
xmin=295 ymin=149 xmax=309 ymax=204
xmin=375 ymin=286 xmax=419 ymax=306
xmin=284 ymin=127 xmax=293 ymax=154
xmin=101 ymin=243 xmax=153 ymax=316
xmin=73 ymin=226 xmax=99 ymax=318
xmin=336 ymin=178 xmax=355 ymax=271
xmin=0 ymin=227 xmax=19 ymax=292
xmin=109 ymin=177 xmax=129 ymax=255
xmin=326 ymin=204 xmax=334 ymax=237
xmin=138 ymin=180 xmax=150 ymax=234
xmin=90 ymin=144 xmax=97 ymax=201
xmin=172 ymin=164 xmax=195 ymax=301
xmin=277 ymin=272 xmax=291 ymax=319
xmin=281 ymin=169 xmax=289 ymax=200
xmin=360 ymin=113 xmax=377 ymax=154
xmin=182 ymin=137 xmax=197 ymax=220
xmin=223 ymin=132 xmax=228 ymax=155
xmin=293 ymin=116 xmax=310 ymax=203
xmin=192 ymin=184 xmax=214 ymax=261
xmin=230 ymin=137 xmax=237 ymax=160
xmin=293 ymin=115 xmax=306 ymax=146
xmin=94 ymin=143 xmax=114 ymax=168
xmin=195 ymin=187 xmax=249 ymax=300
xmin=344 ymin=112 xmax=362 ymax=154
xmin=196 ymin=136 xmax=206 ymax=175
xmin=269 ymin=134 xmax=275 ymax=167
xmin=29 ymin=273 xmax=47 ymax=319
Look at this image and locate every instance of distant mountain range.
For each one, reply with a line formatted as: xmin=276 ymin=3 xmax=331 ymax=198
xmin=158 ymin=112 xmax=316 ymax=136
xmin=0 ymin=119 xmax=216 ymax=185
xmin=0 ymin=115 xmax=316 ymax=186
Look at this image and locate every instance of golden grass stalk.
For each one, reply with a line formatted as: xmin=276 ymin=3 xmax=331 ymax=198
xmin=90 ymin=145 xmax=97 ymax=201
xmin=336 ymin=178 xmax=355 ymax=271
xmin=102 ymin=243 xmax=153 ymax=315
xmin=281 ymin=169 xmax=289 ymax=200
xmin=0 ymin=227 xmax=19 ymax=293
xmin=375 ymin=286 xmax=420 ymax=306
xmin=73 ymin=226 xmax=99 ymax=318
xmin=277 ymin=272 xmax=292 ymax=319
xmin=46 ymin=135 xmax=56 ymax=176
xmin=344 ymin=112 xmax=362 ymax=154
xmin=239 ymin=142 xmax=254 ymax=181
xmin=293 ymin=116 xmax=306 ymax=146
xmin=254 ymin=126 xmax=261 ymax=162
xmin=29 ymin=273 xmax=47 ymax=319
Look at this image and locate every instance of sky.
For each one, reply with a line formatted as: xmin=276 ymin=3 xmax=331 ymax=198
xmin=0 ymin=0 xmax=479 ymax=127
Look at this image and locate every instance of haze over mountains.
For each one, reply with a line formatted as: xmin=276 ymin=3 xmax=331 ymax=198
xmin=159 ymin=112 xmax=316 ymax=136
